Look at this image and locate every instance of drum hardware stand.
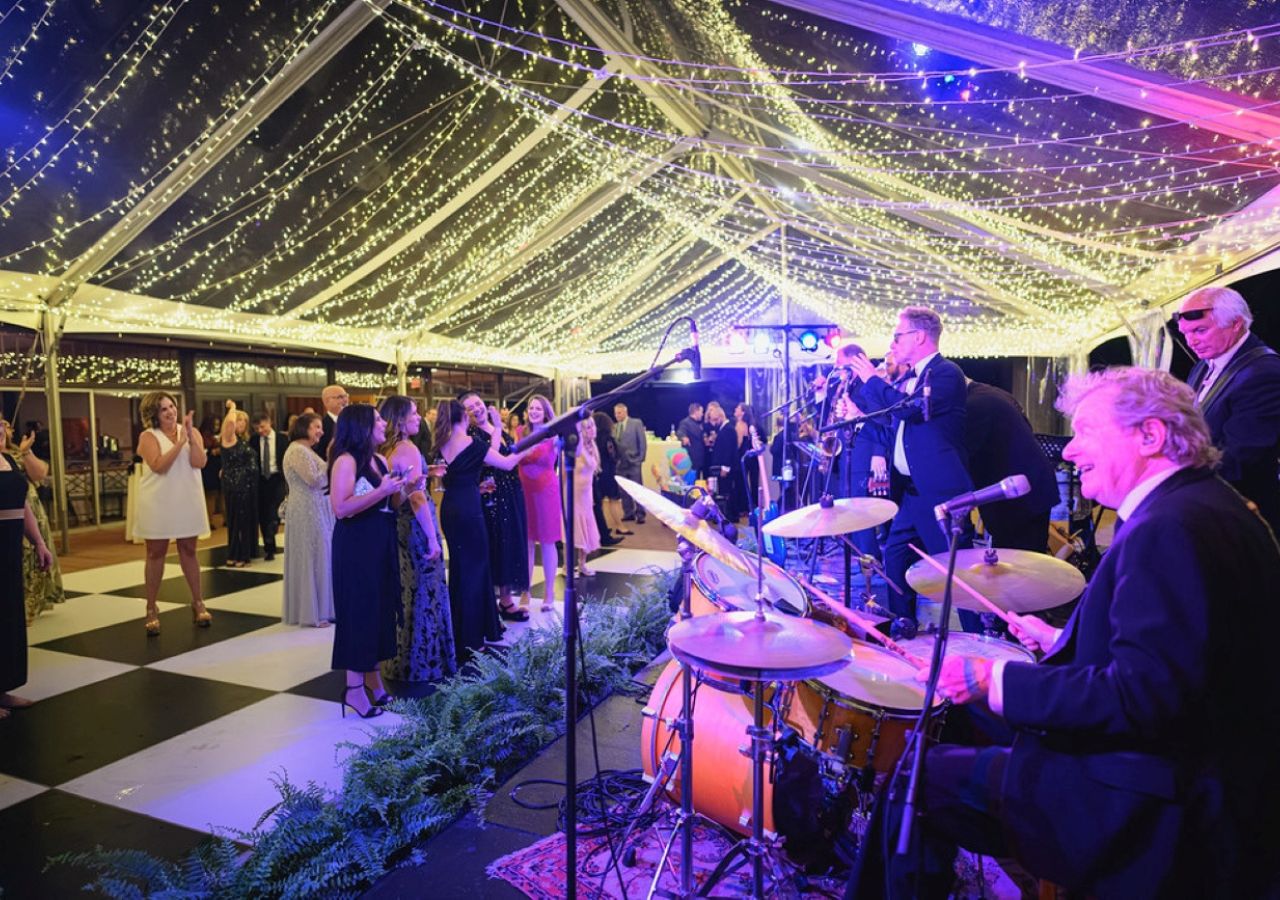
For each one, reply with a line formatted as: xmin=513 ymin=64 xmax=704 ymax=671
xmin=695 ymin=497 xmax=804 ymax=899
xmin=623 ymin=535 xmax=722 ymax=900
xmin=894 ymin=507 xmax=966 ymax=859
xmin=512 ymin=336 xmax=700 ymax=900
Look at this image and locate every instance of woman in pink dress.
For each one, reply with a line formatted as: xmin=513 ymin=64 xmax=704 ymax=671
xmin=572 ymin=416 xmax=601 ymax=577
xmin=517 ymin=395 xmax=563 ymax=612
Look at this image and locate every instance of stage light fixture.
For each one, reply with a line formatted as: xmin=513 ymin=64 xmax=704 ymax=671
xmin=798 ymin=329 xmax=821 ymax=352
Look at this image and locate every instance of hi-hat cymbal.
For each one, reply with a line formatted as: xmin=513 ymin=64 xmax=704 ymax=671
xmin=906 ymin=548 xmax=1086 ymax=613
xmin=615 ymin=477 xmax=753 ymax=576
xmin=667 ymin=610 xmax=853 ymax=681
xmin=763 ymin=497 xmax=898 ymax=539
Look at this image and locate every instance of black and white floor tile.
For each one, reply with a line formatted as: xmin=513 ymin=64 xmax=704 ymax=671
xmin=0 ymin=542 xmax=675 ymax=898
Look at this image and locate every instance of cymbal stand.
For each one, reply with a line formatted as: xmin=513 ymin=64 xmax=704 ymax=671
xmin=696 ymin=503 xmax=797 ymax=898
xmin=629 ymin=537 xmax=714 ymax=900
xmin=696 ymin=676 xmax=798 ymax=899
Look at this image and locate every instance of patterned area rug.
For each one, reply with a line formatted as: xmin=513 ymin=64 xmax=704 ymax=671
xmin=487 ymin=801 xmax=1021 ymax=898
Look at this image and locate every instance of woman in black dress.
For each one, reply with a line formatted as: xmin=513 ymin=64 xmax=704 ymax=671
xmin=434 ymin=399 xmax=527 ymax=663
xmin=329 ymin=404 xmax=405 ymax=718
xmin=460 ymin=392 xmax=530 ymax=621
xmin=219 ymin=400 xmax=259 ymax=566
xmin=1 ymin=443 xmax=53 ymax=719
xmin=592 ymin=410 xmax=623 ymax=545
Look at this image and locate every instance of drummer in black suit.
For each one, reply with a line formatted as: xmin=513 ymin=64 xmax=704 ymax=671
xmin=849 ymin=366 xmax=1280 ymax=899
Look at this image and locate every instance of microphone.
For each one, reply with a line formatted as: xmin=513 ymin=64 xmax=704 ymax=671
xmin=920 ymin=368 xmax=932 ymax=422
xmin=688 ymin=319 xmax=702 ymax=381
xmin=935 ymin=475 xmax=1030 ymax=527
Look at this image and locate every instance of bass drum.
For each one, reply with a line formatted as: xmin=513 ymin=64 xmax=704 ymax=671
xmin=641 ymin=660 xmax=780 ymax=838
xmin=689 ymin=552 xmax=809 ymax=618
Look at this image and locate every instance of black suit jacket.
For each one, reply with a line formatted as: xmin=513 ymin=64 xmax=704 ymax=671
xmin=249 ymin=430 xmax=289 ymax=480
xmin=708 ymin=421 xmax=737 ymax=472
xmin=1000 ymin=467 xmax=1280 ymax=896
xmin=676 ymin=415 xmax=707 ymax=471
xmin=314 ymin=414 xmax=337 ymax=461
xmin=964 ymin=381 xmax=1058 ymax=535
xmin=1188 ymin=333 xmax=1280 ymax=534
xmin=855 ymin=354 xmax=972 ymax=501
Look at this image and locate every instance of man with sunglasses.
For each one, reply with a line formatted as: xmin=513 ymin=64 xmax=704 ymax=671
xmin=848 ymin=306 xmax=974 ymax=631
xmin=1175 ymin=287 xmax=1280 ymax=535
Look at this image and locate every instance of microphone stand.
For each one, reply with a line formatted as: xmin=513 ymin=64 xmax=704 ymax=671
xmin=511 ymin=345 xmax=698 ymax=900
xmin=894 ymin=508 xmax=964 ymax=863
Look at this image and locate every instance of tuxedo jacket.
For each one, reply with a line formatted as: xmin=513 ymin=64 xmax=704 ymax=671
xmin=964 ymin=381 xmax=1058 ymax=532
xmin=249 ymin=430 xmax=289 ymax=480
xmin=854 ymin=354 xmax=972 ymax=501
xmin=1188 ymin=333 xmax=1280 ymax=534
xmin=1000 ymin=467 xmax=1280 ymax=897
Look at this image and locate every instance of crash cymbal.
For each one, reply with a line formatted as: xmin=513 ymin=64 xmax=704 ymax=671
xmin=616 ymin=477 xmax=754 ymax=576
xmin=762 ymin=497 xmax=898 ymax=539
xmin=906 ymin=547 xmax=1086 ymax=613
xmin=667 ymin=610 xmax=853 ymax=681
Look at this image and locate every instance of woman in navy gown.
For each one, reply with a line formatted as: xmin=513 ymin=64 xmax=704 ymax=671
xmin=329 ymin=404 xmax=405 ymax=718
xmin=433 ymin=399 xmax=528 ymax=663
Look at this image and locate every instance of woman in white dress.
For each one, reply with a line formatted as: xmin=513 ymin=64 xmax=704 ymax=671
xmin=134 ymin=391 xmax=211 ymax=635
xmin=281 ymin=414 xmax=335 ymax=627
xmin=572 ymin=416 xmax=601 ymax=577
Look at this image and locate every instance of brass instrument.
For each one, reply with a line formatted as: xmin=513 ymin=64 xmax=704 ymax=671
xmin=817 ymin=366 xmax=850 ymax=471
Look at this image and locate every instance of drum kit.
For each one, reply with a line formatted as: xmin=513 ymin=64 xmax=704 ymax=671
xmin=615 ymin=479 xmax=1086 ymax=898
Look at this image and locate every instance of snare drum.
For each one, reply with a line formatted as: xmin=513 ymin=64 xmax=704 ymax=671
xmin=690 ymin=552 xmax=809 ymax=618
xmin=784 ymin=641 xmax=945 ymax=780
xmin=899 ymin=632 xmax=1036 ymax=667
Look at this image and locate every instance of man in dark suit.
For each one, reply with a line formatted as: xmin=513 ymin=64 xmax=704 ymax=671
xmin=675 ymin=402 xmax=707 ymax=479
xmin=613 ymin=402 xmax=648 ymax=524
xmin=313 ymin=384 xmax=348 ymax=460
xmin=250 ymin=414 xmax=289 ymax=561
xmin=848 ymin=306 xmax=973 ymax=626
xmin=706 ymin=401 xmax=737 ymax=515
xmin=819 ymin=342 xmax=890 ymax=557
xmin=849 ymin=367 xmax=1280 ymax=899
xmin=1176 ymin=286 xmax=1280 ymax=535
xmin=964 ymin=380 xmax=1059 ymax=551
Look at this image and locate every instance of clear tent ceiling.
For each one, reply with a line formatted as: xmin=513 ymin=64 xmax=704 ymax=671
xmin=2 ymin=0 xmax=1279 ymax=372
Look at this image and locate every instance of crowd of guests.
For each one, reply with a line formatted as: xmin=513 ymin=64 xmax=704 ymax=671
xmin=675 ymin=399 xmax=767 ymax=520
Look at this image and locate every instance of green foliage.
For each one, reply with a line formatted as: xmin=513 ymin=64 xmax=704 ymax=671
xmin=51 ymin=571 xmax=675 ymax=899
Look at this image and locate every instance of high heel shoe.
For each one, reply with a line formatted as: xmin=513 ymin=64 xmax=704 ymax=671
xmin=191 ymin=602 xmax=213 ymax=628
xmin=498 ymin=599 xmax=530 ymax=622
xmin=144 ymin=604 xmax=161 ymax=636
xmin=340 ymin=686 xmax=383 ymax=719
xmin=369 ymin=689 xmax=392 ymax=707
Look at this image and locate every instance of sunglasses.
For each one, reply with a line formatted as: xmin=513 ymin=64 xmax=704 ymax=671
xmin=1170 ymin=308 xmax=1211 ymax=324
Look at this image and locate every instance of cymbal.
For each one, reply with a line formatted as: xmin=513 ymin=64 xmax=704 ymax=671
xmin=762 ymin=497 xmax=898 ymax=538
xmin=668 ymin=610 xmax=853 ymax=681
xmin=906 ymin=548 xmax=1086 ymax=613
xmin=615 ymin=477 xmax=753 ymax=576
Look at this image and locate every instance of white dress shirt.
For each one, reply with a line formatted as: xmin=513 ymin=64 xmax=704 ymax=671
xmin=988 ymin=464 xmax=1187 ymax=714
xmin=893 ymin=351 xmax=938 ymax=477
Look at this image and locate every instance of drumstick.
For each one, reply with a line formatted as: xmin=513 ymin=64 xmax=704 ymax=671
xmin=907 ymin=543 xmax=1012 ymax=625
xmin=796 ymin=576 xmax=928 ymax=668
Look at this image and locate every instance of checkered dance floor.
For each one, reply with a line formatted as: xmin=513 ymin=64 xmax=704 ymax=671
xmin=0 ymin=543 xmax=676 ymax=897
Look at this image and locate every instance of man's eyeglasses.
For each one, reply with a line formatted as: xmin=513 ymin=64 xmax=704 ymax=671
xmin=891 ymin=329 xmax=920 ymax=343
xmin=1170 ymin=308 xmax=1211 ymax=324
